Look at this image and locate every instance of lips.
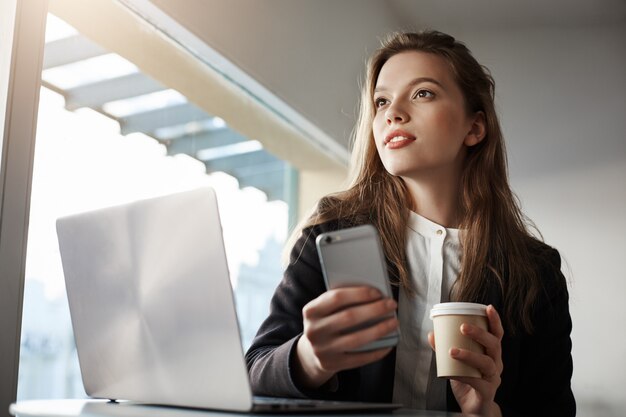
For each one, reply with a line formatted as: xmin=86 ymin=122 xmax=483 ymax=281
xmin=384 ymin=129 xmax=416 ymax=149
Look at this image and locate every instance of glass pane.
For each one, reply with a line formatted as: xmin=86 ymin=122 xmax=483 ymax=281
xmin=18 ymin=12 xmax=294 ymax=401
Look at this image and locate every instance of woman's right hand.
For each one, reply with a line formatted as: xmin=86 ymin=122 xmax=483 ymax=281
xmin=293 ymin=286 xmax=398 ymax=389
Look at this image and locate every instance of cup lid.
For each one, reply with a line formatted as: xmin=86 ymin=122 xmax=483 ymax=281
xmin=429 ymin=302 xmax=487 ymax=319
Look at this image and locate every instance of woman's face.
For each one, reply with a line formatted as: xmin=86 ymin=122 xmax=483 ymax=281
xmin=372 ymin=51 xmax=481 ymax=181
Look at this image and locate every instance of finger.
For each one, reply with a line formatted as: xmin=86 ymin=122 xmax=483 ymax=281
xmin=330 ymin=315 xmax=398 ymax=352
xmin=308 ymin=298 xmax=397 ymax=337
xmin=303 ymin=287 xmax=383 ymax=319
xmin=449 ymin=375 xmax=491 ymax=394
xmin=326 ymin=298 xmax=397 ymax=334
xmin=313 ymin=340 xmax=394 ymax=374
xmin=338 ymin=347 xmax=393 ymax=371
xmin=305 ymin=298 xmax=396 ymax=343
xmin=450 ymin=348 xmax=499 ymax=380
xmin=486 ymin=305 xmax=504 ymax=340
xmin=460 ymin=323 xmax=501 ymax=360
xmin=303 ymin=295 xmax=396 ymax=349
xmin=427 ymin=331 xmax=435 ymax=351
xmin=316 ymin=347 xmax=392 ymax=373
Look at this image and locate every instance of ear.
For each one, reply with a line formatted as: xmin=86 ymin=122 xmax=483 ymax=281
xmin=464 ymin=111 xmax=486 ymax=147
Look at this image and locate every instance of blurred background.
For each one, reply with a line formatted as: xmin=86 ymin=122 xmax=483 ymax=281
xmin=8 ymin=1 xmax=626 ymax=416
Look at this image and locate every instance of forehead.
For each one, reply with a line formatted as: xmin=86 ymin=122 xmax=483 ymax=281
xmin=375 ymin=51 xmax=456 ymax=89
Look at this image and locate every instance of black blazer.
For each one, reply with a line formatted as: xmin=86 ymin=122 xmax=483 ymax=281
xmin=245 ymin=220 xmax=575 ymax=417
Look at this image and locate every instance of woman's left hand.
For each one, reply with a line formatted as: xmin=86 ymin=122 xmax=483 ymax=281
xmin=428 ymin=305 xmax=504 ymax=417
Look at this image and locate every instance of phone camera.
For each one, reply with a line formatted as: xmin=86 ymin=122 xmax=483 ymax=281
xmin=324 ymin=236 xmax=333 ymax=244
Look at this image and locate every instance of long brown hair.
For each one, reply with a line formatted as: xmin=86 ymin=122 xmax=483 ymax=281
xmin=291 ymin=30 xmax=544 ymax=334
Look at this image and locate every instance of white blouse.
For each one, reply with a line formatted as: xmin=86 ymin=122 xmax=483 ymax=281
xmin=392 ymin=211 xmax=462 ymax=410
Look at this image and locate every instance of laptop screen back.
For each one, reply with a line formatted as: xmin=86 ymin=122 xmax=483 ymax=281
xmin=56 ymin=187 xmax=253 ymax=411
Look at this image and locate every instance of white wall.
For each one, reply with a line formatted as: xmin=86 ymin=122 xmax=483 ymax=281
xmin=458 ymin=24 xmax=626 ymax=414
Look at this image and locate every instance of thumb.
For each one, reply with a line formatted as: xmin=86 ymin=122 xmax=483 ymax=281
xmin=427 ymin=331 xmax=436 ymax=351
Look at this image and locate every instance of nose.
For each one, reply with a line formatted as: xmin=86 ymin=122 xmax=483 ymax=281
xmin=385 ymin=102 xmax=408 ymax=125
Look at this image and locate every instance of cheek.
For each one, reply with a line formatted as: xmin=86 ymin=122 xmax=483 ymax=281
xmin=430 ymin=106 xmax=469 ymax=141
xmin=372 ymin=116 xmax=386 ymax=145
xmin=430 ymin=105 xmax=454 ymax=127
xmin=372 ymin=115 xmax=384 ymax=136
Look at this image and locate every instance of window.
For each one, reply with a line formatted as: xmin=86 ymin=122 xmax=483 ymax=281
xmin=18 ymin=12 xmax=295 ymax=401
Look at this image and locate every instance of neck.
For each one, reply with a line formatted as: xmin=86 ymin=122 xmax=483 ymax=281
xmin=402 ymin=167 xmax=462 ymax=228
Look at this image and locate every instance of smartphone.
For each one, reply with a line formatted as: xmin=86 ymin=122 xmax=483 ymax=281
xmin=315 ymin=224 xmax=399 ymax=352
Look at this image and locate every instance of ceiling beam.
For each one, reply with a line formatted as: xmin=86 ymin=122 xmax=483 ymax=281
xmin=238 ymin=167 xmax=287 ymax=201
xmin=43 ymin=34 xmax=107 ymax=69
xmin=232 ymin=161 xmax=287 ymax=179
xmin=118 ymin=102 xmax=209 ymax=135
xmin=165 ymin=129 xmax=246 ymax=156
xmin=204 ymin=149 xmax=280 ymax=174
xmin=205 ymin=160 xmax=287 ymax=202
xmin=49 ymin=0 xmax=347 ymax=171
xmin=64 ymin=72 xmax=164 ymax=110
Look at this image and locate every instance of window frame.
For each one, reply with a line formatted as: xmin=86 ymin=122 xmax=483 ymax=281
xmin=0 ymin=0 xmax=48 ymax=415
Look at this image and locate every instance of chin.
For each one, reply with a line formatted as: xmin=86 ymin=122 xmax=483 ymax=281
xmin=381 ymin=164 xmax=414 ymax=178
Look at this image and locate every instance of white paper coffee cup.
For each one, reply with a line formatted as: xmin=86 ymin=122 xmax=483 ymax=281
xmin=430 ymin=302 xmax=488 ymax=378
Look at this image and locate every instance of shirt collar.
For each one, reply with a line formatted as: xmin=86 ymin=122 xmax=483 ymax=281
xmin=407 ymin=210 xmax=460 ymax=241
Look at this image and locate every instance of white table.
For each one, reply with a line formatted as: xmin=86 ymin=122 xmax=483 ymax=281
xmin=10 ymin=399 xmax=468 ymax=417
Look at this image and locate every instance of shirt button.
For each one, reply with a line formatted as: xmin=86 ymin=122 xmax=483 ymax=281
xmin=436 ymin=229 xmax=443 ymax=236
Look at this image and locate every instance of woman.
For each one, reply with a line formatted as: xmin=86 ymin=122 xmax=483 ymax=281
xmin=245 ymin=30 xmax=575 ymax=417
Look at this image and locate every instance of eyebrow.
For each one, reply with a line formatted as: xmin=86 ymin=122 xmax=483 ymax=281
xmin=374 ymin=77 xmax=445 ymax=93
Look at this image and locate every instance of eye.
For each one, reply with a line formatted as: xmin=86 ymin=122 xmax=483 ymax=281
xmin=414 ymin=89 xmax=435 ymax=99
xmin=374 ymin=97 xmax=389 ymax=109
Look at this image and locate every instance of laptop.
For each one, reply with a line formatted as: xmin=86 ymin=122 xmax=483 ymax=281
xmin=56 ymin=187 xmax=401 ymax=413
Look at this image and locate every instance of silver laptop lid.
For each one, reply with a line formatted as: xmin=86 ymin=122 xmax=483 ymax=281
xmin=56 ymin=187 xmax=253 ymax=411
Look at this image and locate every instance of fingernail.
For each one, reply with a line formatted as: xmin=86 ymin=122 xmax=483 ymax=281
xmin=460 ymin=324 xmax=471 ymax=334
xmin=450 ymin=348 xmax=460 ymax=357
xmin=385 ymin=299 xmax=397 ymax=309
xmin=370 ymin=288 xmax=380 ymax=298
